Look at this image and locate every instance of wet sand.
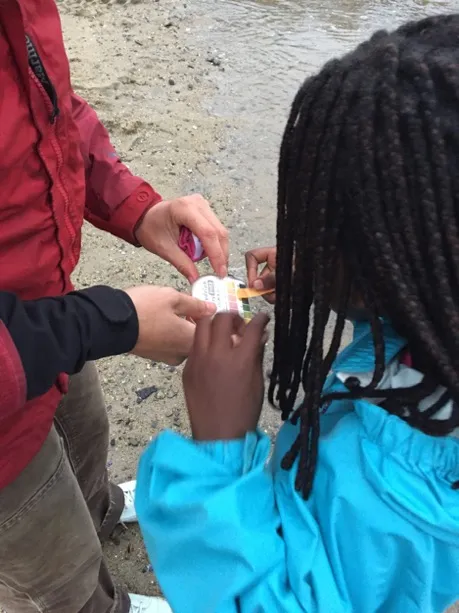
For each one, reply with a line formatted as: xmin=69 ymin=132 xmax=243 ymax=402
xmin=58 ymin=0 xmax=282 ymax=598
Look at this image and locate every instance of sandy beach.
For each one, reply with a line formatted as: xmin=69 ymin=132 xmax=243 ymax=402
xmin=58 ymin=0 xmax=278 ymax=598
xmin=2 ymin=0 xmax=457 ymax=609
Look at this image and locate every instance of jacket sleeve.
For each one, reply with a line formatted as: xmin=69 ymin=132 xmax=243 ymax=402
xmin=71 ymin=93 xmax=162 ymax=244
xmin=135 ymin=430 xmax=310 ymax=613
xmin=0 ymin=287 xmax=138 ymax=414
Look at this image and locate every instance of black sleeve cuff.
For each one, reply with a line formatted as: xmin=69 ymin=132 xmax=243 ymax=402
xmin=72 ymin=286 xmax=139 ymax=362
xmin=0 ymin=286 xmax=139 ymax=401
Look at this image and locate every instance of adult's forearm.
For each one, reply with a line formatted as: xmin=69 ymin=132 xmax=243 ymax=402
xmin=0 ymin=285 xmax=138 ymax=403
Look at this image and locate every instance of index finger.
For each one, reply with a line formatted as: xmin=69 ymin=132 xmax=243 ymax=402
xmin=193 ymin=316 xmax=212 ymax=353
xmin=198 ymin=206 xmax=229 ymax=271
xmin=211 ymin=313 xmax=243 ymax=351
xmin=183 ymin=214 xmax=227 ymax=278
xmin=241 ymin=313 xmax=270 ymax=354
xmin=245 ymin=248 xmax=275 ymax=287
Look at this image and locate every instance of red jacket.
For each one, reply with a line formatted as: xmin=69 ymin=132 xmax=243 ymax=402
xmin=0 ymin=0 xmax=161 ymax=488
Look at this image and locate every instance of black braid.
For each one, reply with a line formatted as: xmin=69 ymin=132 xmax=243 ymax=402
xmin=270 ymin=14 xmax=459 ymax=498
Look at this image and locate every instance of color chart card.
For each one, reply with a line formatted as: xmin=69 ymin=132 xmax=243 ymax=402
xmin=192 ymin=276 xmax=252 ymax=322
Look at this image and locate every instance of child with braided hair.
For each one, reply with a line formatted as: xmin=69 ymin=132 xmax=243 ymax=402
xmin=136 ymin=14 xmax=459 ymax=613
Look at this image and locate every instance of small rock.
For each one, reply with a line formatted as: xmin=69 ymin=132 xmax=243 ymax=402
xmin=164 ymin=21 xmax=174 ymax=28
xmin=155 ymin=390 xmax=166 ymax=401
xmin=110 ymin=438 xmax=116 ymax=447
xmin=135 ymin=385 xmax=158 ymax=402
xmin=128 ymin=437 xmax=140 ymax=447
xmin=168 ymin=78 xmax=176 ymax=86
xmin=206 ymin=55 xmax=221 ymax=67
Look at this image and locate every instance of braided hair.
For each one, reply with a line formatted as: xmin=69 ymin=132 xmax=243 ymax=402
xmin=269 ymin=14 xmax=459 ymax=499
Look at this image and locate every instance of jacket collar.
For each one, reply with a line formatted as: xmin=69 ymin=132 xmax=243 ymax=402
xmin=331 ymin=319 xmax=407 ymax=375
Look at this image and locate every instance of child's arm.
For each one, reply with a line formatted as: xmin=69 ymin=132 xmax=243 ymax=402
xmin=135 ymin=314 xmax=334 ymax=612
xmin=136 ymin=430 xmax=315 ymax=613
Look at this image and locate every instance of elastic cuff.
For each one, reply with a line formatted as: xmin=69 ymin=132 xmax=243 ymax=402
xmin=197 ymin=430 xmax=268 ymax=475
xmin=74 ymin=286 xmax=139 ymax=359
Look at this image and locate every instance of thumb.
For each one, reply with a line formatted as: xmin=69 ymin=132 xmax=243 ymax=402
xmin=174 ymin=293 xmax=216 ymax=320
xmin=254 ymin=271 xmax=276 ymax=291
xmin=161 ymin=243 xmax=199 ymax=283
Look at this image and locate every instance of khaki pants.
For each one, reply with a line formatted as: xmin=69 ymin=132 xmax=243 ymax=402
xmin=0 ymin=363 xmax=130 ymax=613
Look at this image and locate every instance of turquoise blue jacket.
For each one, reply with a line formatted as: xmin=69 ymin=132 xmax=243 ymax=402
xmin=136 ymin=322 xmax=459 ymax=612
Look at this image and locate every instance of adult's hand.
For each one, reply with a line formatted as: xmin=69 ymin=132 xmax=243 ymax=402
xmin=245 ymin=247 xmax=276 ymax=304
xmin=135 ymin=194 xmax=229 ymax=283
xmin=125 ymin=286 xmax=216 ymax=365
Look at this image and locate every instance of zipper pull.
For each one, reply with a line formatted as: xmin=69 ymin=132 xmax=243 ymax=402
xmin=50 ymin=104 xmax=60 ymax=124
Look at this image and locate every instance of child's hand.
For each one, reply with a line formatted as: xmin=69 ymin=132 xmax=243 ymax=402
xmin=245 ymin=247 xmax=276 ymax=304
xmin=183 ymin=313 xmax=270 ymax=441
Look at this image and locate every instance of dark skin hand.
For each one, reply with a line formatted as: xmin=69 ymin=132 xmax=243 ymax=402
xmin=245 ymin=247 xmax=276 ymax=305
xmin=245 ymin=246 xmax=370 ymax=317
xmin=183 ymin=312 xmax=270 ymax=441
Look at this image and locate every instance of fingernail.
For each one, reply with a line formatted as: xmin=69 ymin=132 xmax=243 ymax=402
xmin=254 ymin=279 xmax=264 ymax=290
xmin=205 ymin=301 xmax=217 ymax=314
xmin=219 ymin=266 xmax=227 ymax=278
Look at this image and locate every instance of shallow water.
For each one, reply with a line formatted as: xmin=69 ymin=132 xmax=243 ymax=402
xmin=189 ymin=0 xmax=458 ymax=247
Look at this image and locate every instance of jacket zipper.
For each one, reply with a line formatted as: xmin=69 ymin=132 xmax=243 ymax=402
xmin=29 ymin=70 xmax=77 ymax=271
xmin=25 ymin=34 xmax=60 ymax=123
xmin=25 ymin=35 xmax=77 ymax=270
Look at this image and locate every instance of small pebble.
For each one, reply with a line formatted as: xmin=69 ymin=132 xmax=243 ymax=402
xmin=135 ymin=386 xmax=158 ymax=402
xmin=206 ymin=55 xmax=221 ymax=67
